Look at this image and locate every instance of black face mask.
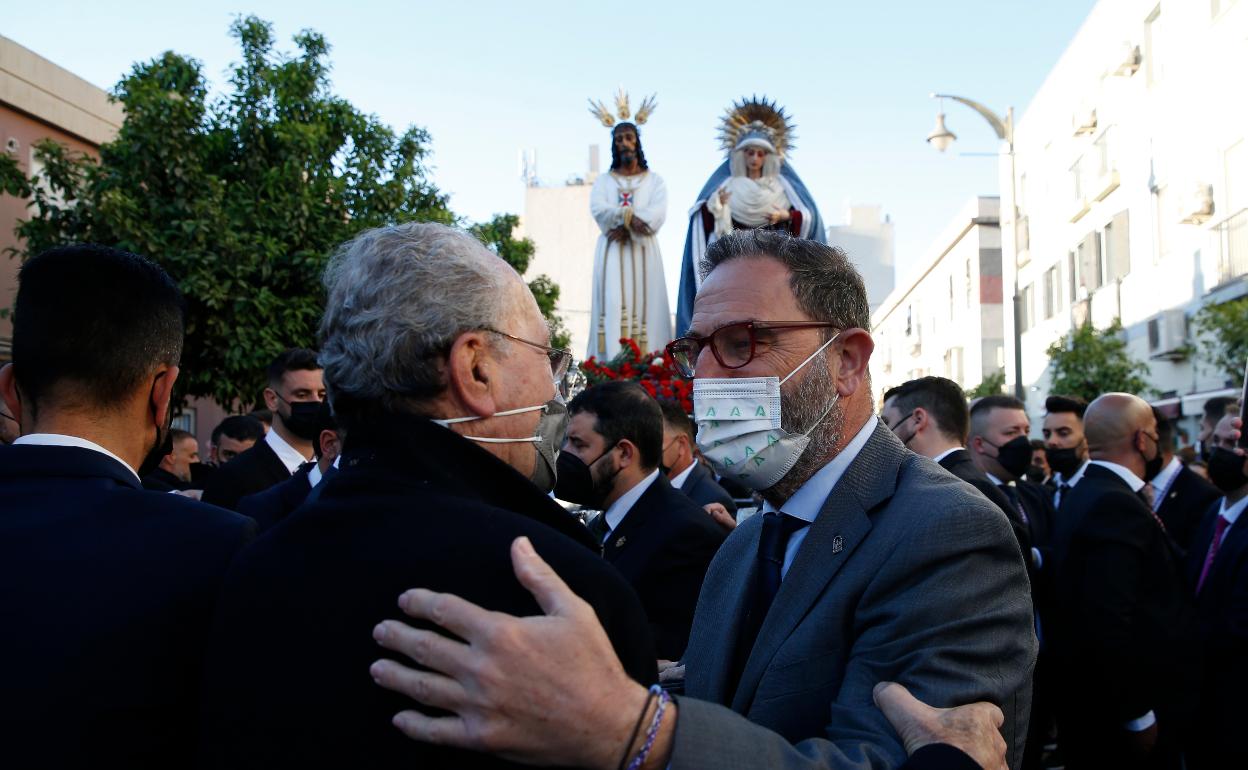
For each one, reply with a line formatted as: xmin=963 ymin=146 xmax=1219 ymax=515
xmin=138 ymin=378 xmax=175 ymax=478
xmin=553 ymin=446 xmax=616 ymax=508
xmin=890 ymin=411 xmax=918 ymax=448
xmin=1046 ymin=446 xmax=1083 ymax=478
xmin=277 ymin=395 xmax=322 ymax=441
xmin=1140 ymin=433 xmax=1164 ymax=483
xmin=986 ymin=435 xmax=1032 ymax=480
xmin=1208 ymin=447 xmax=1248 ymax=493
xmin=1025 ymin=465 xmax=1047 ymax=484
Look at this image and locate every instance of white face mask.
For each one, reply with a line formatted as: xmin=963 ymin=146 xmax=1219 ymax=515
xmin=693 ymin=333 xmax=840 ymax=491
xmin=432 ymin=399 xmax=569 ymax=493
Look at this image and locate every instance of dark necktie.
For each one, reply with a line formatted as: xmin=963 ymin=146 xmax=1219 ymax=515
xmin=728 ymin=511 xmax=809 ymax=696
xmin=1056 ymin=482 xmax=1072 ymax=507
xmin=998 ymin=483 xmax=1030 ymax=525
xmin=585 ymin=512 xmax=610 ymax=545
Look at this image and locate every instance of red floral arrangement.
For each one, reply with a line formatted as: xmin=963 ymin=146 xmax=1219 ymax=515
xmin=580 ymin=337 xmax=693 ymax=413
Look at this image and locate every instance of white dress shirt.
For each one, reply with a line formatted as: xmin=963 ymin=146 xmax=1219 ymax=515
xmin=670 ymin=461 xmax=696 ymax=491
xmin=1148 ymin=457 xmax=1184 ymax=512
xmin=603 ymin=468 xmax=661 ymax=536
xmin=761 ymin=416 xmax=877 ymax=579
xmin=265 ymin=428 xmax=311 ymax=474
xmin=1053 ymin=460 xmax=1091 ymax=508
xmin=13 ymin=433 xmax=141 ymax=482
xmin=1214 ymin=494 xmax=1248 ymax=547
xmin=931 ymin=446 xmax=961 ymax=464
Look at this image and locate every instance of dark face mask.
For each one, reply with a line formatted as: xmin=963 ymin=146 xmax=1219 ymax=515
xmin=890 ymin=411 xmax=918 ymax=448
xmin=1025 ymin=464 xmax=1047 ymax=484
xmin=1208 ymin=447 xmax=1248 ymax=493
xmin=986 ymin=435 xmax=1032 ymax=480
xmin=1140 ymin=433 xmax=1164 ymax=483
xmin=1046 ymin=446 xmax=1083 ymax=478
xmin=277 ymin=396 xmax=322 ymax=441
xmin=554 ymin=445 xmax=617 ymax=509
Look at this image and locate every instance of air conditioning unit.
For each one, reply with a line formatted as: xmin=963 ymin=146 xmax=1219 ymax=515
xmin=1073 ymin=108 xmax=1098 ymax=136
xmin=1178 ymin=184 xmax=1215 ymax=224
xmin=1147 ymin=309 xmax=1189 ymax=360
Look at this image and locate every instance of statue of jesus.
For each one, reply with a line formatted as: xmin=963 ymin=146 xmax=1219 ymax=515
xmin=586 ymin=92 xmax=671 ymax=360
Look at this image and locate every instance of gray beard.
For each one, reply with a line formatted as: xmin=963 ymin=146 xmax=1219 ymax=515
xmin=762 ymin=350 xmax=845 ymax=506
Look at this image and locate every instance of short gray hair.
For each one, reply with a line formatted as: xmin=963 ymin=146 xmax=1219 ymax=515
xmin=701 ymin=230 xmax=871 ymax=333
xmin=319 ymin=222 xmax=513 ymax=421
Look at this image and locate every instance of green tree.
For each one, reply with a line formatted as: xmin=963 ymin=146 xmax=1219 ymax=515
xmin=469 ymin=213 xmax=570 ymax=350
xmin=1046 ymin=319 xmax=1153 ymax=403
xmin=0 ymin=16 xmax=565 ymax=407
xmin=1193 ymin=296 xmax=1248 ymax=385
xmin=965 ymin=370 xmax=1006 ymax=399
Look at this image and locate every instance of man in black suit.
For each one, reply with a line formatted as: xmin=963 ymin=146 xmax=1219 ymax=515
xmin=1152 ymin=408 xmax=1221 ymax=554
xmin=199 ymin=222 xmax=657 ymax=768
xmin=1184 ymin=413 xmax=1248 ymax=769
xmin=1042 ymin=395 xmax=1090 ymax=510
xmin=202 ymin=347 xmax=324 ymax=509
xmin=237 ymin=401 xmax=341 ymax=531
xmin=563 ymin=382 xmax=726 ymax=659
xmin=658 ymin=398 xmax=736 ymax=515
xmin=142 ymin=428 xmax=199 ymax=492
xmin=193 ymin=414 xmax=265 ymax=489
xmin=0 ymin=245 xmax=253 ymax=769
xmin=1049 ymin=393 xmax=1198 ymax=769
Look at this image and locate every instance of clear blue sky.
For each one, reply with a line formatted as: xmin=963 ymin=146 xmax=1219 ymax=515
xmin=7 ymin=0 xmax=1097 ymax=293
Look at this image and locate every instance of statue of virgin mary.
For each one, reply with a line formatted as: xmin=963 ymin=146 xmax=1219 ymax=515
xmin=674 ymin=97 xmax=825 ymax=334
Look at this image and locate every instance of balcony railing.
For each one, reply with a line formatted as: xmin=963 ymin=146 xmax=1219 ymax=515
xmin=1215 ymin=207 xmax=1248 ymax=285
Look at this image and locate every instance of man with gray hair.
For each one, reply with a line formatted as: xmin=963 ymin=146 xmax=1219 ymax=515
xmin=198 ymin=222 xmax=657 ymax=767
xmin=370 ymin=229 xmax=1036 ymax=770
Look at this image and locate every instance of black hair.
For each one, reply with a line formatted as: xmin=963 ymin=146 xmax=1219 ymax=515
xmin=169 ymin=428 xmax=196 ymax=444
xmin=212 ymin=414 xmax=265 ymax=445
xmin=884 ymin=376 xmax=969 ymax=444
xmin=609 ymin=122 xmax=648 ymax=171
xmin=568 ymin=381 xmax=662 ymax=470
xmin=247 ymin=408 xmax=273 ymax=426
xmin=1203 ymin=396 xmax=1237 ymax=425
xmin=1154 ymin=406 xmax=1175 ymax=448
xmin=312 ymin=400 xmax=339 ymax=460
xmin=657 ymin=399 xmax=695 ymax=442
xmin=266 ymin=348 xmax=321 ymax=390
xmin=1030 ymin=439 xmax=1047 ymax=451
xmin=12 ymin=244 xmax=184 ymax=414
xmin=968 ymin=394 xmax=1027 ymax=438
xmin=1045 ymin=394 xmax=1087 ymax=419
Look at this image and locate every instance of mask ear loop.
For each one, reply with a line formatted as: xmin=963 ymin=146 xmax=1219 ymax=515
xmin=777 ymin=332 xmax=842 ymax=438
xmin=434 ymin=403 xmax=548 ymax=444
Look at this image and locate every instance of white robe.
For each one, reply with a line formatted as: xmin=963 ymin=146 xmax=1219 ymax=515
xmin=588 ymin=171 xmax=672 ymax=360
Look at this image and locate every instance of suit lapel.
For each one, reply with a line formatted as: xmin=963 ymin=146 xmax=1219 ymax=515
xmin=602 ymin=475 xmax=664 ymax=559
xmin=685 ymin=516 xmax=760 ymax=705
xmin=729 ymin=421 xmax=900 ymax=713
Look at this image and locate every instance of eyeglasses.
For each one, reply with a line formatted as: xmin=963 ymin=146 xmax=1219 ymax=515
xmin=665 ymin=321 xmax=840 ymax=378
xmin=484 ymin=328 xmax=575 ymax=398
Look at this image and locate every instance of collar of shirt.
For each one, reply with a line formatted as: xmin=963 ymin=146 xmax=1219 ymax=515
xmin=931 ymin=446 xmax=962 ymax=465
xmin=1055 ymin=459 xmax=1091 ymax=488
xmin=761 ymin=415 xmax=878 ymax=524
xmin=604 ymin=468 xmax=661 ymax=533
xmin=1088 ymin=459 xmax=1145 ymax=492
xmin=308 ymin=462 xmax=323 ymax=488
xmin=266 ymin=428 xmax=311 ymax=474
xmin=13 ymin=433 xmax=141 ymax=483
xmin=1218 ymin=494 xmax=1248 ymax=528
xmin=1149 ymin=456 xmax=1184 ymax=510
xmin=986 ymin=471 xmax=1006 ymax=486
xmin=670 ymin=460 xmax=696 ymax=491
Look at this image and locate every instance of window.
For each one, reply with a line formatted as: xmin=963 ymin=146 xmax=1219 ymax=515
xmin=1145 ymin=6 xmax=1164 ymax=86
xmin=949 ymin=276 xmax=955 ymax=319
xmin=1075 ymin=231 xmax=1103 ymax=291
xmin=1153 ymin=185 xmax=1173 ymax=263
xmin=965 ymin=259 xmax=973 ymax=308
xmin=1071 ymin=157 xmax=1086 ymax=202
xmin=1020 ymin=284 xmax=1035 ymax=332
xmin=905 ymin=305 xmax=913 ymax=336
xmin=1043 ymin=265 xmax=1060 ymax=319
xmin=1016 ymin=216 xmax=1031 ymax=260
xmin=1093 ymin=128 xmax=1114 ymax=178
xmin=1104 ymin=210 xmax=1131 ymax=281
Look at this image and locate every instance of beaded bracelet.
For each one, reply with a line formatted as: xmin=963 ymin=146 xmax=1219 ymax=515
xmin=625 ymin=685 xmax=670 ymax=770
xmin=615 ymin=685 xmax=659 ymax=770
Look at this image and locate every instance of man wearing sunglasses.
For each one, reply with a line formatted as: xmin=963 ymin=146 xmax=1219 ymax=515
xmin=199 ymin=223 xmax=656 ymax=767
xmin=370 ymin=229 xmax=1035 ymax=770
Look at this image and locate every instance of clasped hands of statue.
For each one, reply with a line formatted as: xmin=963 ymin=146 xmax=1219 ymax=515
xmin=606 ymin=216 xmax=654 ymax=243
xmin=715 ymin=189 xmax=791 ymax=224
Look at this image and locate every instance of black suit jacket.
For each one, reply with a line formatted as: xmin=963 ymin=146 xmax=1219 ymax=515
xmin=199 ymin=414 xmax=656 ymax=768
xmin=1184 ymin=498 xmax=1248 ymax=768
xmin=602 ymin=473 xmax=727 ymax=659
xmin=677 ymin=460 xmax=737 ymax=514
xmin=1049 ymin=464 xmax=1198 ymax=759
xmin=236 ymin=462 xmax=316 ymax=531
xmin=1158 ymin=464 xmax=1222 ymax=554
xmin=0 ymin=443 xmax=253 ymax=769
xmin=201 ymin=437 xmax=292 ymax=510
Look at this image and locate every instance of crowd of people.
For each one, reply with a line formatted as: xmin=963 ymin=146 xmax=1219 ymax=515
xmin=0 ymin=226 xmax=1243 ymax=770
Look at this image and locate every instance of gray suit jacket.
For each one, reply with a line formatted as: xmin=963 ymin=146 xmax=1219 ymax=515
xmin=671 ymin=420 xmax=1036 ymax=770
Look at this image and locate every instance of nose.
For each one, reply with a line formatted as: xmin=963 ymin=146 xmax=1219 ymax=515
xmin=693 ymin=346 xmax=732 ymax=379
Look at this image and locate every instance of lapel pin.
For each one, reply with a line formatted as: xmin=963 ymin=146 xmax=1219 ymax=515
xmin=832 ymin=535 xmax=844 ymax=554
xmin=615 ymin=535 xmax=627 ymax=548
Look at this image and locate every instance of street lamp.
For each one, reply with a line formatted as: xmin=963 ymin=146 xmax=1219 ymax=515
xmin=926 ymin=92 xmax=1025 ymax=401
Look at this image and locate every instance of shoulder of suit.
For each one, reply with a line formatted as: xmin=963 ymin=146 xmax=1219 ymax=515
xmin=894 ymin=453 xmax=1003 ymax=523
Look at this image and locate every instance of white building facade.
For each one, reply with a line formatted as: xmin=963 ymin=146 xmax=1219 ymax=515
xmin=871 ymin=197 xmax=1005 ymax=404
xmin=1001 ymin=0 xmax=1247 ymax=430
xmin=828 ymin=204 xmax=896 ymax=311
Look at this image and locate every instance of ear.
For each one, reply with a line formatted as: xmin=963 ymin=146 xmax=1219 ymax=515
xmin=969 ymin=435 xmax=984 ymax=455
xmin=0 ymin=363 xmax=20 ymax=424
xmin=319 ymin=428 xmax=341 ymax=462
xmin=151 ymin=365 xmax=180 ymax=429
xmin=444 ymin=330 xmax=499 ymax=418
xmin=263 ymin=386 xmax=279 ymax=411
xmin=833 ymin=328 xmax=874 ymax=397
xmin=912 ymin=407 xmax=929 ymax=433
xmin=614 ymin=438 xmax=638 ymax=470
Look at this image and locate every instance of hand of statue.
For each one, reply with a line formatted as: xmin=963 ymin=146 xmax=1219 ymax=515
xmin=718 ymin=189 xmax=731 ymax=205
xmin=873 ymin=682 xmax=1007 ymax=770
xmin=630 ymin=217 xmax=653 ymax=236
xmin=769 ymin=209 xmax=791 ymax=224
xmin=606 ymin=225 xmax=630 ymax=243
